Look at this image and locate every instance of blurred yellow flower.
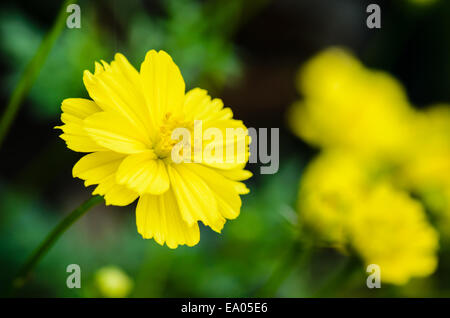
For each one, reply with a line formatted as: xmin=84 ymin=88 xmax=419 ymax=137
xmin=401 ymin=105 xmax=450 ymax=189
xmin=349 ymin=183 xmax=439 ymax=285
xmin=57 ymin=50 xmax=251 ymax=248
xmin=401 ymin=105 xmax=450 ymax=233
xmin=298 ymin=152 xmax=439 ymax=285
xmin=95 ymin=266 xmax=133 ymax=298
xmin=288 ymin=47 xmax=414 ymax=161
xmin=298 ymin=151 xmax=367 ymax=245
xmin=291 ymin=47 xmax=444 ymax=285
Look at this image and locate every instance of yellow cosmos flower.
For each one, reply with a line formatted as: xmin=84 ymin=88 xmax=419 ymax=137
xmin=290 ymin=47 xmax=444 ymax=285
xmin=297 ymin=151 xmax=439 ymax=284
xmin=298 ymin=151 xmax=368 ymax=245
xmin=288 ymin=47 xmax=414 ymax=161
xmin=401 ymin=105 xmax=450 ymax=190
xmin=401 ymin=105 xmax=450 ymax=233
xmin=349 ymin=183 xmax=439 ymax=285
xmin=57 ymin=50 xmax=251 ymax=248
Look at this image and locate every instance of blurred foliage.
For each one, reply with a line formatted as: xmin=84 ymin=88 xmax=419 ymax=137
xmin=0 ymin=6 xmax=109 ymax=120
xmin=0 ymin=158 xmax=303 ymax=297
xmin=406 ymin=0 xmax=438 ymax=6
xmin=0 ymin=0 xmax=265 ymax=120
xmin=125 ymin=0 xmax=247 ymax=91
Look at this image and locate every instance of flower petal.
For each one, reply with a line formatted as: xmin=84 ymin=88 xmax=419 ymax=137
xmin=93 ymin=174 xmax=139 ymax=206
xmin=200 ymin=122 xmax=250 ymax=170
xmin=83 ymin=57 xmax=153 ymax=140
xmin=167 ymin=163 xmax=225 ymax=232
xmin=183 ymin=88 xmax=233 ymax=126
xmin=182 ymin=90 xmax=250 ymax=169
xmin=116 ymin=152 xmax=170 ymax=195
xmin=188 ymin=164 xmax=249 ymax=219
xmin=136 ymin=190 xmax=200 ymax=248
xmin=73 ymin=151 xmax=125 ymax=186
xmin=84 ymin=111 xmax=150 ymax=154
xmin=213 ymin=166 xmax=253 ymax=181
xmin=140 ymin=50 xmax=185 ymax=126
xmin=56 ymin=98 xmax=105 ymax=152
xmin=73 ymin=151 xmax=138 ymax=206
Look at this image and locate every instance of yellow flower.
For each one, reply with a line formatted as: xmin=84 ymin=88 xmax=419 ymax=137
xmin=400 ymin=105 xmax=450 ymax=233
xmin=401 ymin=105 xmax=450 ymax=189
xmin=349 ymin=183 xmax=439 ymax=285
xmin=298 ymin=151 xmax=439 ymax=285
xmin=57 ymin=50 xmax=251 ymax=248
xmin=288 ymin=47 xmax=414 ymax=161
xmin=298 ymin=151 xmax=368 ymax=245
xmin=290 ymin=47 xmax=443 ymax=285
xmin=95 ymin=266 xmax=133 ymax=298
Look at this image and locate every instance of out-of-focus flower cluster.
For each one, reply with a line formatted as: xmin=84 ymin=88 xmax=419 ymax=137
xmin=289 ymin=47 xmax=450 ymax=285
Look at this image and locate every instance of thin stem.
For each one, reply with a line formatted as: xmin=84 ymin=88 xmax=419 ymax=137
xmin=0 ymin=0 xmax=75 ymax=149
xmin=255 ymin=238 xmax=313 ymax=297
xmin=312 ymin=257 xmax=361 ymax=298
xmin=10 ymin=195 xmax=103 ymax=294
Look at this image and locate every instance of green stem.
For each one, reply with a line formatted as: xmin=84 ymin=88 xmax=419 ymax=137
xmin=313 ymin=257 xmax=361 ymax=298
xmin=10 ymin=195 xmax=103 ymax=294
xmin=255 ymin=239 xmax=313 ymax=297
xmin=0 ymin=0 xmax=75 ymax=149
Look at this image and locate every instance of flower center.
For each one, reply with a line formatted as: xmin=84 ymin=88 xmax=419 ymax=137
xmin=154 ymin=112 xmax=193 ymax=159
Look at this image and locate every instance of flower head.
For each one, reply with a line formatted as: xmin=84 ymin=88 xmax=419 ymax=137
xmin=288 ymin=48 xmax=443 ymax=284
xmin=288 ymin=47 xmax=414 ymax=162
xmin=400 ymin=105 xmax=450 ymax=234
xmin=349 ymin=183 xmax=438 ymax=285
xmin=298 ymin=151 xmax=439 ymax=285
xmin=57 ymin=50 xmax=251 ymax=248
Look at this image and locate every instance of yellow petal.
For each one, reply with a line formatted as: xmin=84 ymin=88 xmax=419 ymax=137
xmin=93 ymin=173 xmax=139 ymax=206
xmin=183 ymin=88 xmax=234 ymax=126
xmin=83 ymin=57 xmax=154 ymax=140
xmin=110 ymin=54 xmax=156 ymax=139
xmin=61 ymin=97 xmax=101 ymax=119
xmin=180 ymin=88 xmax=251 ymax=170
xmin=73 ymin=151 xmax=138 ymax=206
xmin=167 ymin=163 xmax=225 ymax=232
xmin=188 ymin=164 xmax=248 ymax=220
xmin=136 ymin=190 xmax=200 ymax=248
xmin=73 ymin=151 xmax=125 ymax=186
xmin=201 ymin=120 xmax=250 ymax=170
xmin=84 ymin=111 xmax=150 ymax=154
xmin=113 ymin=53 xmax=142 ymax=89
xmin=214 ymin=167 xmax=253 ymax=181
xmin=140 ymin=50 xmax=185 ymax=126
xmin=183 ymin=88 xmax=215 ymax=120
xmin=56 ymin=98 xmax=105 ymax=152
xmin=116 ymin=152 xmax=170 ymax=195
